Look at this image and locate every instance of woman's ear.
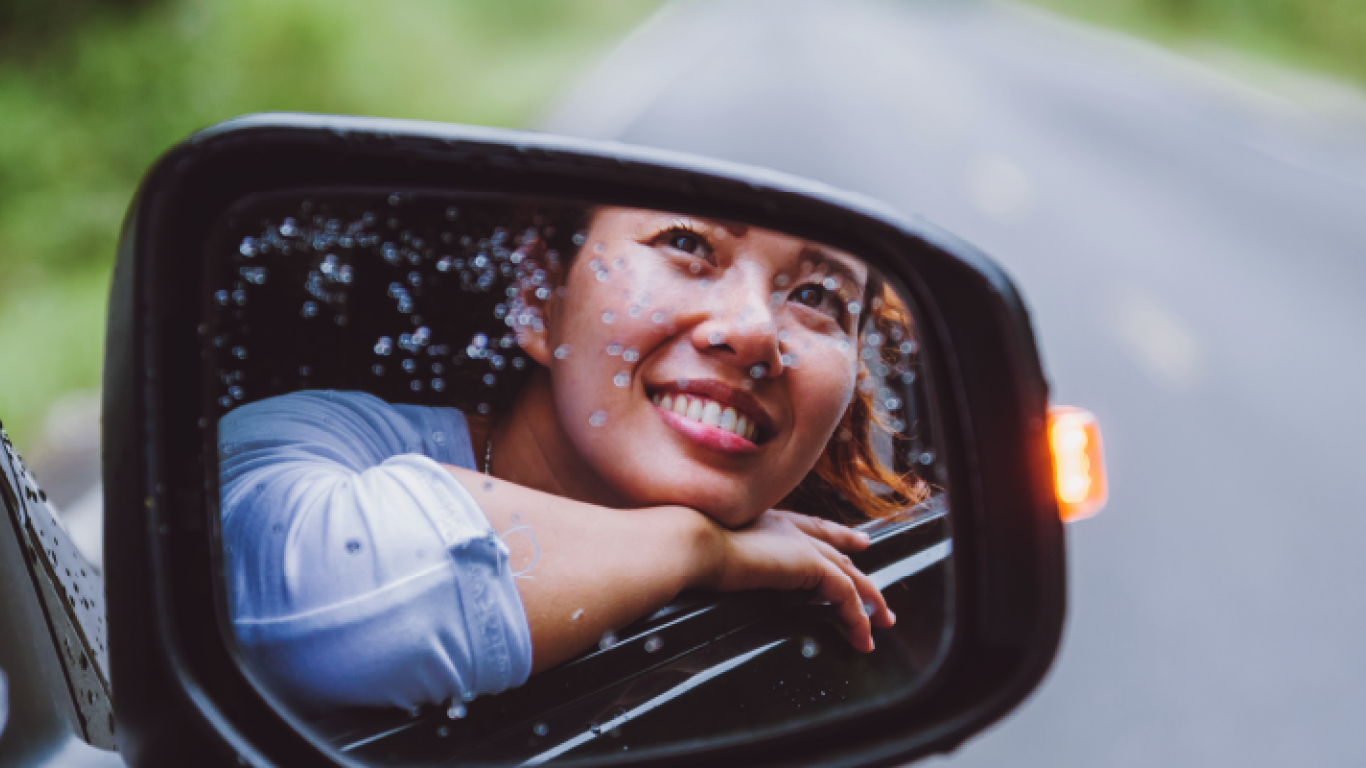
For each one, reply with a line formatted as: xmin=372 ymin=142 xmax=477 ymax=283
xmin=511 ymin=245 xmax=564 ymax=368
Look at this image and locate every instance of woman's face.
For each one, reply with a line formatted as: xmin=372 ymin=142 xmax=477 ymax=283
xmin=530 ymin=207 xmax=867 ymax=527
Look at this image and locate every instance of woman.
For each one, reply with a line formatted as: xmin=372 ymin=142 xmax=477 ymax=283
xmin=219 ymin=204 xmax=925 ymax=713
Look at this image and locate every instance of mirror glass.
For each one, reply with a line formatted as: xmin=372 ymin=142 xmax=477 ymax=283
xmin=206 ymin=190 xmax=952 ymax=765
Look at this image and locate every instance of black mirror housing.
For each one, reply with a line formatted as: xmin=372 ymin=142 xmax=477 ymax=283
xmin=104 ymin=114 xmax=1064 ymax=767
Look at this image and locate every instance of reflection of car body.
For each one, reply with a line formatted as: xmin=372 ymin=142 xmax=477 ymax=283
xmin=315 ymin=501 xmax=951 ymax=764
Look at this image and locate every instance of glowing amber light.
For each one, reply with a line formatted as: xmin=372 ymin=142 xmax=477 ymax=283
xmin=1048 ymin=406 xmax=1107 ymax=522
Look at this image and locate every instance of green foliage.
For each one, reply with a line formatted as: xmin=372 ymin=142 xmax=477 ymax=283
xmin=1024 ymin=0 xmax=1366 ymax=87
xmin=0 ymin=0 xmax=660 ymax=446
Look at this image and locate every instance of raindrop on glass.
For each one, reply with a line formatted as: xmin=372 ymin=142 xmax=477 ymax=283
xmin=900 ymin=341 xmax=917 ymax=355
xmin=774 ymin=274 xmax=789 ymax=287
xmin=708 ymin=331 xmax=724 ymax=345
xmin=533 ymin=723 xmax=549 ymax=737
xmin=598 ymin=631 xmax=618 ymax=650
xmin=848 ymin=301 xmax=862 ymax=315
xmin=432 ymin=378 xmax=445 ymax=392
xmin=622 ymin=348 xmax=639 ymax=363
xmin=345 ymin=540 xmax=362 ymax=554
xmin=613 ymin=371 xmax=630 ymax=388
xmin=651 ymin=312 xmax=666 ymax=324
xmin=750 ymin=364 xmax=767 ymax=379
xmin=300 ymin=301 xmax=319 ymax=319
xmin=801 ymin=638 xmax=820 ymax=658
xmin=447 ymin=703 xmax=467 ymax=719
xmin=644 ymin=636 xmax=664 ymax=653
xmin=688 ymin=261 xmax=702 ymax=275
xmin=554 ymin=344 xmax=571 ymax=360
xmin=823 ymin=276 xmax=840 ymax=291
xmin=232 ymin=346 xmax=247 ymax=360
xmin=780 ymin=353 xmax=796 ymax=367
xmin=373 ymin=364 xmax=385 ymax=376
xmin=607 ymin=343 xmax=622 ymax=356
xmin=901 ymin=371 xmax=916 ymax=384
xmin=589 ymin=411 xmax=608 ymax=427
xmin=601 ymin=311 xmax=615 ymax=324
xmin=374 ymin=337 xmax=393 ymax=355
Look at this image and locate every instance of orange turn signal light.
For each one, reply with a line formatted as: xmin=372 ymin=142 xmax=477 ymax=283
xmin=1048 ymin=406 xmax=1107 ymax=522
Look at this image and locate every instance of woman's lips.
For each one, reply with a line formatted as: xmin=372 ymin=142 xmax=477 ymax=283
xmin=652 ymin=391 xmax=759 ymax=441
xmin=652 ymin=394 xmax=762 ymax=455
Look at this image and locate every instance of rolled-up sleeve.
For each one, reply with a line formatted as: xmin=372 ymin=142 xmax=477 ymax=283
xmin=218 ymin=390 xmax=531 ymax=711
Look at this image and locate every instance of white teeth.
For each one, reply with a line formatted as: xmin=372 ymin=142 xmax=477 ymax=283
xmin=655 ymin=392 xmax=760 ymax=441
xmin=718 ymin=407 xmax=737 ymax=431
xmin=685 ymin=397 xmax=704 ymax=421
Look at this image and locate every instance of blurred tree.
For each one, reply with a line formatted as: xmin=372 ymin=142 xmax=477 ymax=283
xmin=0 ymin=0 xmax=661 ymax=445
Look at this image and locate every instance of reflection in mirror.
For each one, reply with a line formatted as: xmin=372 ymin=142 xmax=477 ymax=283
xmin=207 ymin=192 xmax=952 ymax=765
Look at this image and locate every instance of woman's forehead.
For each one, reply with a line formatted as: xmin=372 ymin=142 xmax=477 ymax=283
xmin=591 ymin=207 xmax=868 ymax=285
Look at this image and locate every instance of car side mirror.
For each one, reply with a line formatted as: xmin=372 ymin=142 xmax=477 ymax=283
xmin=103 ymin=114 xmax=1065 ymax=767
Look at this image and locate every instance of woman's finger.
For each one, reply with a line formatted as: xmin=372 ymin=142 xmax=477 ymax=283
xmin=810 ymin=538 xmax=895 ymax=630
xmin=779 ymin=512 xmax=870 ymax=552
xmin=812 ymin=558 xmax=875 ymax=653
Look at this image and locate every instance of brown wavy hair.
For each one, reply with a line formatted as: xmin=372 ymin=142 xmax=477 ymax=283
xmin=778 ymin=281 xmax=929 ymax=522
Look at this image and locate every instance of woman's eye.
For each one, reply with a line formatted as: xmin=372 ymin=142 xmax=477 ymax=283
xmin=653 ymin=228 xmax=713 ymax=262
xmin=792 ymin=284 xmax=827 ymax=309
xmin=668 ymin=233 xmax=705 ymax=254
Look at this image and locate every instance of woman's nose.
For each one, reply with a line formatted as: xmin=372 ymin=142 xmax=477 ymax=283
xmin=690 ymin=283 xmax=783 ymax=377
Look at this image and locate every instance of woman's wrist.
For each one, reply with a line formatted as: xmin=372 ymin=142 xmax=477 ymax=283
xmin=657 ymin=505 xmax=724 ymax=593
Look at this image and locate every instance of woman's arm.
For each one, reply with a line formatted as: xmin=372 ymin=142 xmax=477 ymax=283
xmin=445 ymin=466 xmax=893 ymax=673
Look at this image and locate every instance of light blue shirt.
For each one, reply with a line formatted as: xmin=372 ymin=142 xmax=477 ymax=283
xmin=218 ymin=390 xmax=532 ymax=712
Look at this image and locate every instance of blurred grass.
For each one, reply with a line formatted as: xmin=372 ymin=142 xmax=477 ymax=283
xmin=1023 ymin=0 xmax=1366 ymax=90
xmin=0 ymin=0 xmax=661 ymax=447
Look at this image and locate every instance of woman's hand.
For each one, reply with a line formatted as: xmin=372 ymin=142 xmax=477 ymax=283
xmin=692 ymin=510 xmax=895 ymax=653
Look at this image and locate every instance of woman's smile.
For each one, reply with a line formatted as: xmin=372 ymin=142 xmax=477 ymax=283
xmin=646 ymin=378 xmax=773 ymax=455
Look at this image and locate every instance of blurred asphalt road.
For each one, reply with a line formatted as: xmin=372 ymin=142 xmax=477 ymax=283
xmin=542 ymin=0 xmax=1366 ymax=765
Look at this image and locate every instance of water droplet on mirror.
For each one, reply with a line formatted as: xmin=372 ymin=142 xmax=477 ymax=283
xmin=780 ymin=353 xmax=796 ymax=368
xmin=900 ymin=341 xmax=917 ymax=354
xmin=823 ymin=276 xmax=840 ymax=291
xmin=606 ymin=343 xmax=622 ymax=356
xmin=651 ymin=311 xmax=666 ymax=324
xmin=750 ymin=364 xmax=767 ymax=379
xmin=533 ymin=722 xmax=549 ymax=737
xmin=602 ymin=311 xmax=615 ymax=324
xmin=432 ymin=378 xmax=445 ymax=392
xmin=346 ymin=540 xmax=362 ymax=554
xmin=848 ymin=301 xmax=862 ymax=315
xmin=884 ymin=398 xmax=901 ymax=410
xmin=644 ymin=636 xmax=664 ymax=653
xmin=613 ymin=372 xmax=630 ymax=388
xmin=554 ymin=344 xmax=571 ymax=360
xmin=589 ymin=411 xmax=607 ymax=427
xmin=801 ymin=638 xmax=820 ymax=658
xmin=622 ymin=348 xmax=639 ymax=363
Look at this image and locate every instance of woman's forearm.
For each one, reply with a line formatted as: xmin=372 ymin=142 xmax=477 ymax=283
xmin=444 ymin=465 xmax=714 ymax=673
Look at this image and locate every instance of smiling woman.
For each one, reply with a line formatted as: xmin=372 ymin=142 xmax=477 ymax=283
xmin=210 ymin=193 xmax=937 ymax=730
